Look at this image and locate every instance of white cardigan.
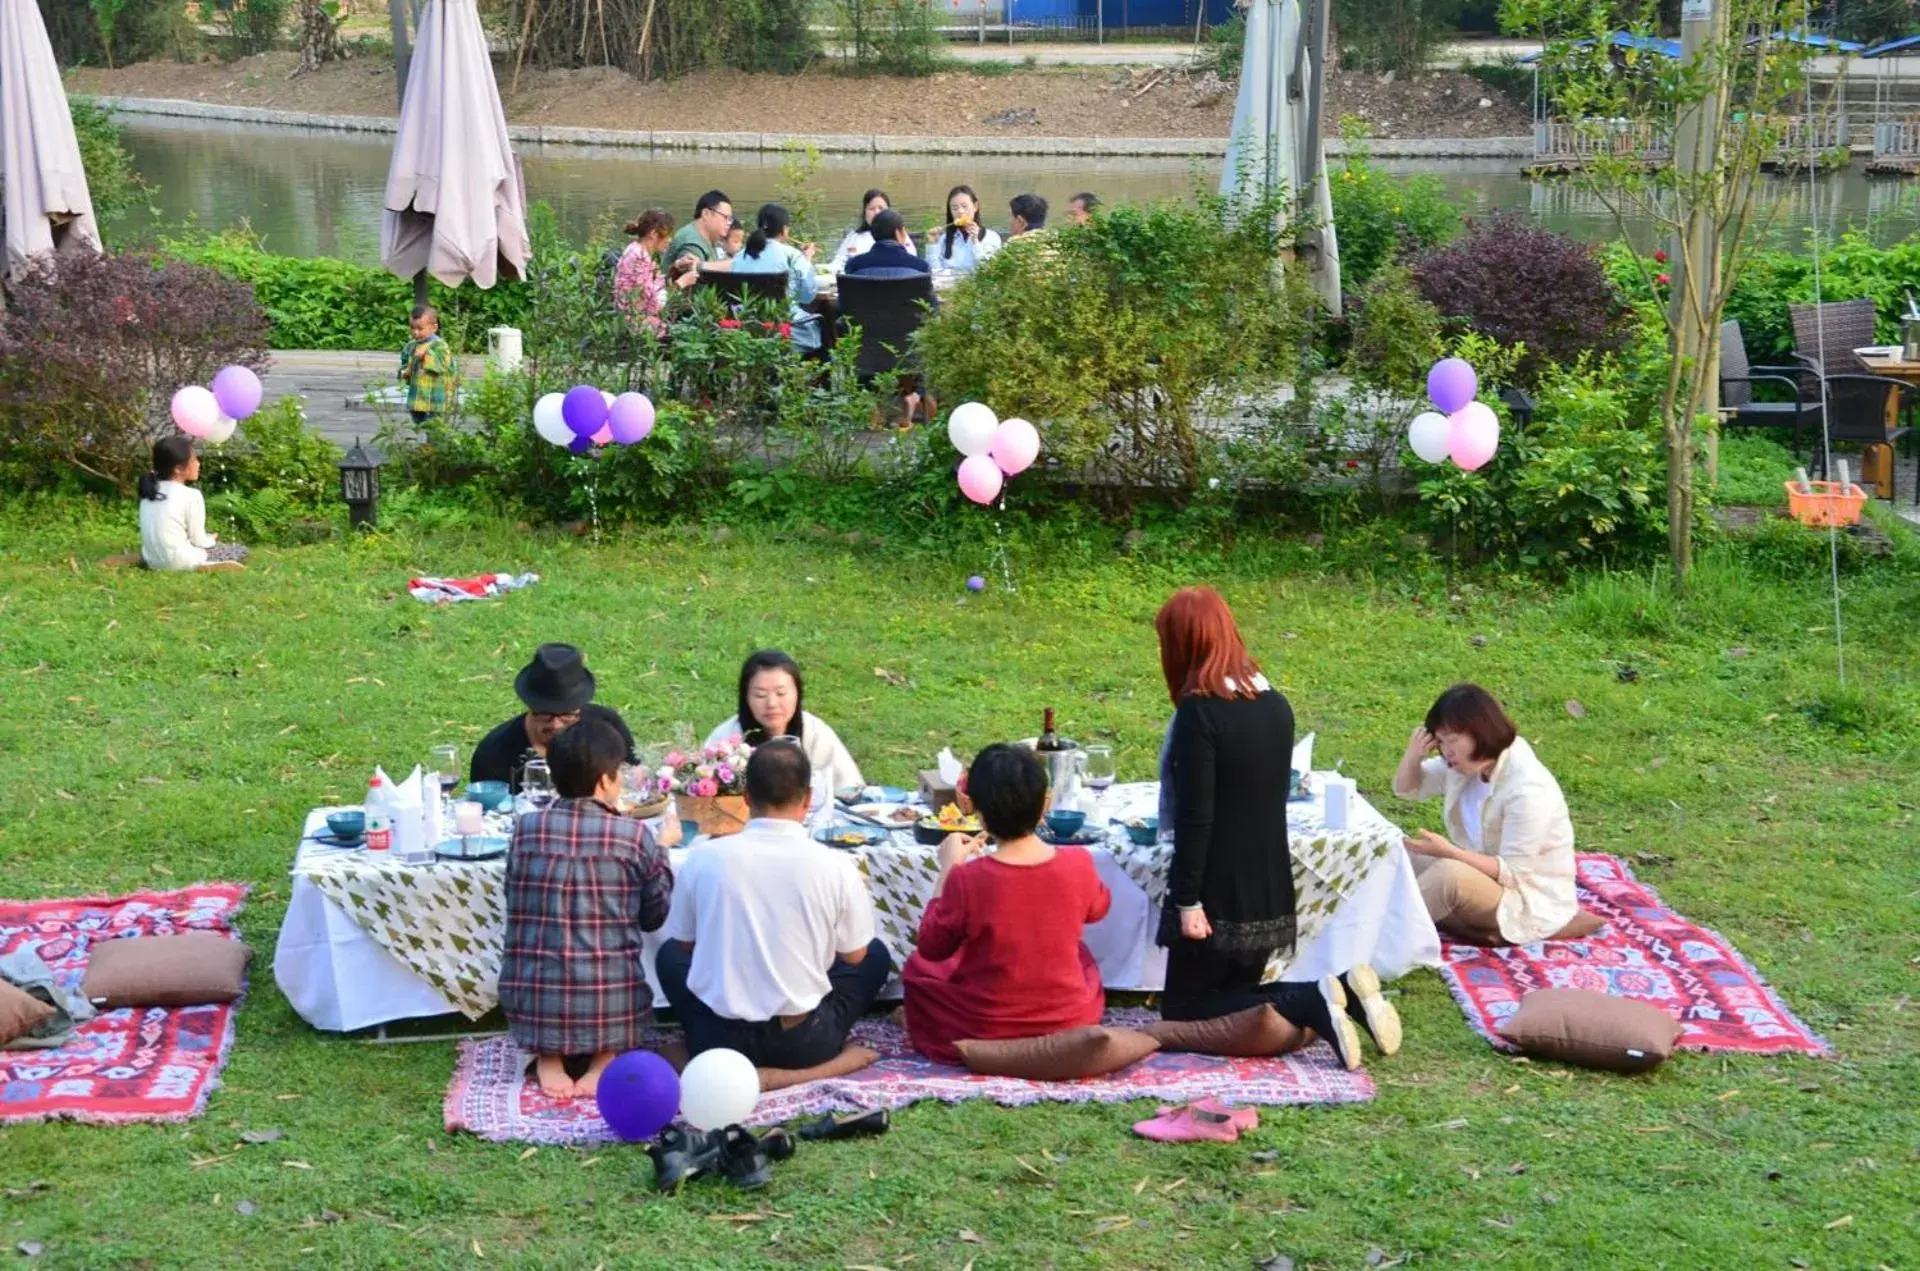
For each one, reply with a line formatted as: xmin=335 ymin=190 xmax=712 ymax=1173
xmin=1409 ymin=736 xmax=1578 ymax=944
xmin=138 ymin=481 xmax=216 ymax=571
xmin=705 ymin=710 xmax=865 ymax=794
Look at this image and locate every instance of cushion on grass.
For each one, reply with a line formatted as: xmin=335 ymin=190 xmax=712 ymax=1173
xmin=1551 ymin=909 xmax=1606 ymax=940
xmin=954 ymin=1026 xmax=1160 ymax=1080
xmin=81 ymin=933 xmax=252 ymax=1009
xmin=1496 ymin=988 xmax=1682 ymax=1073
xmin=0 ymin=980 xmax=56 ymax=1047
xmin=1143 ymin=1005 xmax=1298 ymax=1057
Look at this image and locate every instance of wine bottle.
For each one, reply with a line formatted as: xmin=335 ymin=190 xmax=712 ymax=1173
xmin=1037 ymin=707 xmax=1068 ymax=753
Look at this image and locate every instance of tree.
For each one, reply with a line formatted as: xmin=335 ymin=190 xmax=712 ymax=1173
xmin=293 ymin=0 xmax=346 ymax=77
xmin=1500 ymin=0 xmax=1821 ymax=579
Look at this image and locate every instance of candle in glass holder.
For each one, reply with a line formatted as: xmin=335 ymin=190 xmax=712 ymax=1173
xmin=454 ymin=801 xmax=486 ymax=836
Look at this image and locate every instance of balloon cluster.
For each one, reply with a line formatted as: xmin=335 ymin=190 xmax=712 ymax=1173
xmin=595 ymin=1046 xmax=760 ymax=1142
xmin=1406 ymin=358 xmax=1500 ymax=473
xmin=533 ymin=385 xmax=657 ymax=455
xmin=170 ymin=366 xmax=264 ymax=445
xmin=947 ymin=401 xmax=1040 ymax=505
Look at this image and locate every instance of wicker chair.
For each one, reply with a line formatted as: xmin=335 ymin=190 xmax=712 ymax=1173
xmin=836 ymin=270 xmax=938 ymax=423
xmin=1789 ymin=298 xmax=1876 ymax=377
xmin=1813 ymin=374 xmax=1910 ymax=484
xmin=1720 ymin=321 xmax=1824 ymax=455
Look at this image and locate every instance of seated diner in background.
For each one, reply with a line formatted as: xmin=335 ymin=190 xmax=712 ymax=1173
xmin=470 ymin=643 xmax=638 ymax=790
xmin=666 ymin=189 xmax=733 ymax=274
xmin=901 ymin=744 xmax=1111 ymax=1065
xmin=724 ymin=217 xmax=746 ymax=259
xmin=922 ymin=184 xmax=1001 ymax=275
xmin=654 ymin=741 xmax=892 ymax=1069
xmin=613 ymin=208 xmax=674 ymax=334
xmin=840 ymin=209 xmax=931 ymax=277
xmin=1067 ymin=192 xmax=1098 ymax=225
xmin=729 ymin=203 xmax=822 ymax=353
xmin=499 ymin=718 xmax=675 ymax=1100
xmin=705 ymin=649 xmax=864 ymax=793
xmin=1007 ymin=192 xmax=1048 ymax=237
xmin=827 ymin=188 xmax=892 ymax=273
xmin=138 ymin=436 xmax=248 ymax=572
xmin=1392 ymin=683 xmax=1581 ymax=946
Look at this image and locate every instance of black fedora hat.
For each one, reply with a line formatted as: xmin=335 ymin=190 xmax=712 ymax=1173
xmin=515 ymin=644 xmax=597 ymax=714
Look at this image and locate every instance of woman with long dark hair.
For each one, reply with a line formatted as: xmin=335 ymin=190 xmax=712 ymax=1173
xmin=704 ymin=649 xmax=863 ymax=792
xmin=827 ymin=188 xmax=892 ymax=273
xmin=922 ymin=184 xmax=1001 ymax=275
xmin=137 ymin=436 xmax=248 ymax=571
xmin=613 ymin=208 xmax=676 ymax=332
xmin=729 ymin=203 xmax=822 ymax=352
xmin=1152 ymin=586 xmax=1396 ymax=1069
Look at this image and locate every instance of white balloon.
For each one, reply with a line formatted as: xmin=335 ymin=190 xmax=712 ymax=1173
xmin=947 ymin=401 xmax=999 ymax=457
xmin=532 ymin=393 xmax=573 ymax=447
xmin=1407 ymin=410 xmax=1453 ymax=464
xmin=678 ymin=1048 xmax=760 ymax=1130
xmin=205 ymin=414 xmax=238 ymax=445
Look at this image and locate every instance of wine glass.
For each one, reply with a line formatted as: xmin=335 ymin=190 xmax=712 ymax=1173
xmin=1084 ymin=744 xmax=1116 ymax=819
xmin=521 ymin=758 xmax=556 ymax=813
xmin=429 ymin=744 xmax=461 ymax=800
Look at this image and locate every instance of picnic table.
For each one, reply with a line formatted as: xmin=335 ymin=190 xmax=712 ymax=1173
xmin=272 ymin=777 xmax=1439 ymax=1033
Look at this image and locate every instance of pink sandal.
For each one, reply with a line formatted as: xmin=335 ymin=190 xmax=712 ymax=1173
xmin=1150 ymin=1097 xmax=1259 ymax=1134
xmin=1132 ymin=1101 xmax=1244 ymax=1143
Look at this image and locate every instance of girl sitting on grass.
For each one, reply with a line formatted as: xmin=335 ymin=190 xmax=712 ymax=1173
xmin=137 ymin=436 xmax=248 ymax=571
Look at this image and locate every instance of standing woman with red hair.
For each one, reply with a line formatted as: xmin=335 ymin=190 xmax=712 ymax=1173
xmin=1151 ymin=587 xmax=1394 ymax=1069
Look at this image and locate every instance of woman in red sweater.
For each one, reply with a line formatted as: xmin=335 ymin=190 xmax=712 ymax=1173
xmin=903 ymin=744 xmax=1111 ymax=1064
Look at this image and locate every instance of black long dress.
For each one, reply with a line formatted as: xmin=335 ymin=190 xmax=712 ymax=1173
xmin=1157 ymin=688 xmax=1300 ymax=1022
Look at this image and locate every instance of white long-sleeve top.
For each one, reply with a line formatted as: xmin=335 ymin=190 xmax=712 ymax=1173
xmin=921 ymin=226 xmax=1003 ymax=275
xmin=138 ymin=481 xmax=216 ymax=571
xmin=827 ymin=228 xmax=875 ymax=274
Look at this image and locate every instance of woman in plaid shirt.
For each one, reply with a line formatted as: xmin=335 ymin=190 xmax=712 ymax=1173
xmin=501 ymin=717 xmax=675 ymax=1100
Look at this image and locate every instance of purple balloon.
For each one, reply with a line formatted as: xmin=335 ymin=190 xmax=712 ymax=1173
xmin=210 ymin=365 xmax=264 ymax=420
xmin=608 ymin=392 xmax=656 ymax=445
xmin=966 ymin=576 xmax=986 ymax=593
xmin=562 ymin=385 xmax=609 ymax=438
xmin=595 ymin=1049 xmax=680 ymax=1142
xmin=568 ymin=434 xmax=594 ymax=454
xmin=1427 ymin=358 xmax=1478 ymax=416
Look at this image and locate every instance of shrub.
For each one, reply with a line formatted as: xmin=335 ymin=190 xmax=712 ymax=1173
xmin=916 ymin=193 xmax=1313 ymax=500
xmin=1328 ymin=134 xmax=1462 ymax=290
xmin=1333 ymin=0 xmax=1464 ymax=73
xmin=48 ymin=0 xmax=182 ymax=67
xmin=1321 ymin=264 xmax=1448 ymax=497
xmin=832 ymin=0 xmax=945 ymax=75
xmin=1721 ymin=231 xmax=1920 ymax=365
xmin=0 ymin=251 xmax=270 ymax=494
xmin=1410 ymin=213 xmax=1624 ymax=384
xmin=199 ymin=395 xmax=340 ymax=507
xmin=71 ymin=98 xmax=155 ymax=224
xmin=213 ymin=0 xmax=290 ymax=55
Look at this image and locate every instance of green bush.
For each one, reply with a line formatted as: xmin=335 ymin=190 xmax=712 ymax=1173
xmin=1329 ymin=135 xmax=1463 ymax=290
xmin=917 ymin=193 xmax=1314 ymax=500
xmin=199 ymin=395 xmax=340 ymax=507
xmin=832 ymin=0 xmax=946 ymax=75
xmin=1333 ymin=0 xmax=1463 ymax=73
xmin=70 ymin=98 xmax=155 ymax=226
xmin=1720 ymin=232 xmax=1920 ymax=365
xmin=48 ymin=0 xmax=183 ymax=67
xmin=212 ymin=0 xmax=290 ymax=55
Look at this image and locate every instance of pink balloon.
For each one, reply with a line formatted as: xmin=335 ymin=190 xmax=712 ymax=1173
xmin=171 ymin=385 xmax=220 ymax=438
xmin=957 ymin=454 xmax=1004 ymax=505
xmin=608 ymin=392 xmax=655 ymax=444
xmin=591 ymin=423 xmax=614 ymax=446
xmin=1447 ymin=401 xmax=1501 ymax=471
xmin=988 ymin=417 xmax=1040 ymax=476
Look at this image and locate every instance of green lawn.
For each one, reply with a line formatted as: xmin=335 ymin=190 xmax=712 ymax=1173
xmin=1 ymin=508 xmax=1916 ymax=1270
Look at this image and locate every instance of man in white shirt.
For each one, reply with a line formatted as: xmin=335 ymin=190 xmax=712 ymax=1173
xmin=655 ymin=740 xmax=891 ymax=1069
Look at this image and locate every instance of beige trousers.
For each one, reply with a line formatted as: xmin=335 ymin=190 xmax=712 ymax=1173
xmin=1413 ymin=855 xmax=1507 ymax=945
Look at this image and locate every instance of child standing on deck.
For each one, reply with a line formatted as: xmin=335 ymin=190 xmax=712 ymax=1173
xmin=399 ymin=304 xmax=455 ymax=425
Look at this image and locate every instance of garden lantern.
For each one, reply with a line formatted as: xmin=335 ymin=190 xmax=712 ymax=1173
xmin=1499 ymin=387 xmax=1535 ymax=430
xmin=338 ymin=438 xmax=385 ymax=528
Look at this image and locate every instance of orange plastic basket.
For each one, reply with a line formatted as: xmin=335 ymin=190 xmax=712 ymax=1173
xmin=1785 ymin=480 xmax=1867 ymax=528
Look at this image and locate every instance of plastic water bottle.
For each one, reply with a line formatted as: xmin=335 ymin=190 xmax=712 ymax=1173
xmin=364 ymin=776 xmax=393 ymax=853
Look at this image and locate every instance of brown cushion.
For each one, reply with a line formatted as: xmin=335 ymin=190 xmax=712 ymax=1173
xmin=757 ymin=1044 xmax=880 ymax=1092
xmin=1497 ymin=988 xmax=1683 ymax=1073
xmin=1143 ymin=1005 xmax=1297 ymax=1057
xmin=82 ymin=933 xmax=252 ymax=1009
xmin=1551 ymin=909 xmax=1606 ymax=940
xmin=0 ymin=980 xmax=56 ymax=1047
xmin=954 ymin=1026 xmax=1160 ymax=1080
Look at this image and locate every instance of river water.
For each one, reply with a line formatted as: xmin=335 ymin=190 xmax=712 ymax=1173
xmin=117 ymin=114 xmax=1920 ymax=264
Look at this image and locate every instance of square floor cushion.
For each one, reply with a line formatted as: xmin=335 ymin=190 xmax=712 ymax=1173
xmin=82 ymin=933 xmax=252 ymax=1009
xmin=1497 ymin=988 xmax=1682 ymax=1073
xmin=954 ymin=1026 xmax=1160 ymax=1080
xmin=1143 ymin=1005 xmax=1298 ymax=1057
xmin=0 ymin=980 xmax=56 ymax=1047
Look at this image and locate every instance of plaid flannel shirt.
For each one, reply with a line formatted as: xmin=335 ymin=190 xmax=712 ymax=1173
xmin=499 ymin=797 xmax=673 ymax=1055
xmin=399 ymin=335 xmax=456 ymax=417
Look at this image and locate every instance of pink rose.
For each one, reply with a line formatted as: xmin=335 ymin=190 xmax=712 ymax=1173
xmin=717 ymin=765 xmax=735 ymax=785
xmin=729 ymin=734 xmax=743 ymax=746
xmin=664 ymin=751 xmax=685 ymax=769
xmin=691 ymin=777 xmax=719 ymax=798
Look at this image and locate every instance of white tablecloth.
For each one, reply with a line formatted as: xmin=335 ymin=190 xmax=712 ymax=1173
xmin=273 ymin=779 xmax=1439 ymax=1032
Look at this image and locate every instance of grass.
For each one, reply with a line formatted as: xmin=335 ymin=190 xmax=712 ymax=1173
xmin=1 ymin=506 xmax=1916 ymax=1269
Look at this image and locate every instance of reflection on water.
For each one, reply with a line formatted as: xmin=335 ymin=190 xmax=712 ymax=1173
xmin=116 ymin=114 xmax=1920 ymax=265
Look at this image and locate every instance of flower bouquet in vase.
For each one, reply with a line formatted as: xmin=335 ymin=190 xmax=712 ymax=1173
xmin=661 ymin=735 xmax=753 ymax=837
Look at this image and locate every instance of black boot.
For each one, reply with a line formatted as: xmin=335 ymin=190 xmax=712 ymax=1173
xmin=719 ymin=1124 xmax=774 ymax=1190
xmin=646 ymin=1125 xmax=727 ymax=1192
xmin=797 ymin=1108 xmax=891 ymax=1141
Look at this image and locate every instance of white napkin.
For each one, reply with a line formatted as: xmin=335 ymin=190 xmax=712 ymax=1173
xmin=381 ymin=765 xmax=430 ymax=859
xmin=937 ymin=748 xmax=964 ymax=785
xmin=1292 ymin=732 xmax=1315 ymax=775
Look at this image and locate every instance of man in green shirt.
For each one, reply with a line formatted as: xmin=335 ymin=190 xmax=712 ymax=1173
xmin=665 ymin=189 xmax=734 ymax=284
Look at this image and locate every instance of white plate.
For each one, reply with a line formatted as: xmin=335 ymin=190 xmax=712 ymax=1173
xmin=850 ymin=803 xmax=919 ymax=826
xmin=1857 ymin=345 xmax=1901 ymax=358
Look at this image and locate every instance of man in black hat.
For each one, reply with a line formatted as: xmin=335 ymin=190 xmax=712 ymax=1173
xmin=469 ymin=644 xmax=638 ymax=790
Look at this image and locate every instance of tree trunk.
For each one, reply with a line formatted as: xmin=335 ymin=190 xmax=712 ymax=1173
xmin=293 ymin=0 xmax=345 ymax=77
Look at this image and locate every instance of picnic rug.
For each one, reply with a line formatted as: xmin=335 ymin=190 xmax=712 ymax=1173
xmin=445 ymin=1009 xmax=1376 ymax=1144
xmin=1438 ymin=853 xmax=1829 ymax=1058
xmin=0 ymin=885 xmax=251 ymax=1125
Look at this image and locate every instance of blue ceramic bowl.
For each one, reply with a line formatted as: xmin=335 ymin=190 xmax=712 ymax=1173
xmin=1045 ymin=809 xmax=1087 ymax=839
xmin=325 ymin=810 xmax=366 ymax=842
xmin=1123 ymin=815 xmax=1158 ymax=846
xmin=679 ymin=818 xmax=702 ymax=843
xmin=465 ymin=781 xmax=513 ymax=812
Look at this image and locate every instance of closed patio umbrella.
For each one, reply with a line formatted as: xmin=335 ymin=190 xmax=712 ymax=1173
xmin=1 ymin=0 xmax=102 ymax=279
xmin=1220 ymin=0 xmax=1341 ymax=316
xmin=381 ymin=0 xmax=528 ymax=292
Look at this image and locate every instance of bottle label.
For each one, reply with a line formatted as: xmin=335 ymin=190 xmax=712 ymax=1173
xmin=367 ymin=822 xmax=392 ymax=851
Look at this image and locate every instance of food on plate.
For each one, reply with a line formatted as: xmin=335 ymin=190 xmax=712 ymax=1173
xmin=924 ymin=803 xmax=982 ymax=833
xmin=826 ymin=829 xmax=875 ymax=848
